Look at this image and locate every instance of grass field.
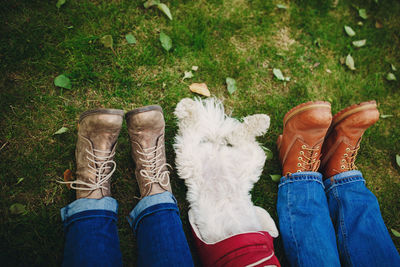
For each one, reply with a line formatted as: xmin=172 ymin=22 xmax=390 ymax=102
xmin=1 ymin=0 xmax=399 ymax=265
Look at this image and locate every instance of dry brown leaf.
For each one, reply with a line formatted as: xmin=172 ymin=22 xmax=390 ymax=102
xmin=375 ymin=21 xmax=383 ymax=29
xmin=63 ymin=169 xmax=73 ymax=189
xmin=189 ymin=83 xmax=210 ymax=97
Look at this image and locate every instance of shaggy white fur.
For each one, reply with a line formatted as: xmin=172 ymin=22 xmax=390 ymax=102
xmin=174 ymin=98 xmax=278 ymax=243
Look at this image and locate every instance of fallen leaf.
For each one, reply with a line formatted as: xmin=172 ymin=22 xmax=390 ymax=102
xmin=226 ymin=77 xmax=237 ymax=94
xmin=375 ymin=21 xmax=383 ymax=28
xmin=358 ymin=9 xmax=368 ymax=19
xmin=192 ymin=66 xmax=199 ymax=71
xmin=391 ymin=64 xmax=397 ymax=71
xmin=270 ymin=174 xmax=281 ymax=183
xmin=345 ymin=54 xmax=356 ymax=70
xmin=276 ymin=4 xmax=287 ymax=9
xmin=189 ymin=83 xmax=210 ymax=97
xmin=344 ymin=26 xmax=356 ymax=37
xmin=16 ymin=177 xmax=24 ymax=185
xmin=326 ymin=69 xmax=332 ymax=73
xmin=54 ymin=74 xmax=72 ymax=89
xmin=357 ymin=21 xmax=363 ymax=26
xmin=339 ymin=57 xmax=346 ymax=65
xmin=352 ymin=39 xmax=366 ymax=47
xmin=9 ymin=203 xmax=27 ymax=215
xmin=64 ymin=169 xmax=73 ymax=189
xmin=143 ymin=0 xmax=160 ymax=8
xmin=273 ymin=68 xmax=285 ymax=81
xmin=313 ymin=62 xmax=320 ymax=68
xmin=396 ymin=154 xmax=400 ymax=168
xmin=157 ymin=3 xmax=173 ymax=20
xmin=386 ymin=73 xmax=397 ymax=81
xmin=182 ymin=71 xmax=193 ymax=81
xmin=56 ymin=0 xmax=66 ymax=9
xmin=380 ymin=114 xmax=393 ymax=118
xmin=54 ymin=127 xmax=68 ymax=135
xmin=273 ymin=68 xmax=290 ymax=81
xmin=125 ymin=33 xmax=137 ymax=44
xmin=160 ymin=32 xmax=172 ymax=51
xmin=100 ymin=35 xmax=113 ymax=49
xmin=392 ymin=228 xmax=400 ymax=237
xmin=261 ymin=146 xmax=273 ymax=160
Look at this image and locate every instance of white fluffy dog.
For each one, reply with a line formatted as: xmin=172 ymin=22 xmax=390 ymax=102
xmin=174 ymin=98 xmax=278 ymax=243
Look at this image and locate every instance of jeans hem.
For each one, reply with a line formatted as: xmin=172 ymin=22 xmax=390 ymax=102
xmin=323 ymin=170 xmax=365 ymax=193
xmin=278 ymin=171 xmax=324 ymax=188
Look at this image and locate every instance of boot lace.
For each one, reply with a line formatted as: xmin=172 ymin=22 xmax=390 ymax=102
xmin=137 ymin=145 xmax=171 ymax=188
xmin=58 ymin=148 xmax=116 ymax=191
xmin=296 ymin=145 xmax=321 ymax=173
xmin=334 ymin=146 xmax=359 ymax=173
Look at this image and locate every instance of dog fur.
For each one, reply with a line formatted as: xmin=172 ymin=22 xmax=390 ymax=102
xmin=174 ymin=97 xmax=278 ymax=243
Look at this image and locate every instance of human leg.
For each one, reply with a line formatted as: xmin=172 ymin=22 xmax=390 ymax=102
xmin=61 ymin=198 xmax=122 ymax=267
xmin=321 ymin=101 xmax=400 ymax=266
xmin=127 ymin=192 xmax=193 ymax=267
xmin=277 ymin=101 xmax=340 ymax=266
xmin=60 ymin=109 xmax=125 ymax=266
xmin=126 ymin=106 xmax=193 ymax=267
xmin=324 ymin=171 xmax=400 ymax=266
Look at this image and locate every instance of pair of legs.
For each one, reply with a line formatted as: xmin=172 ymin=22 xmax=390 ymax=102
xmin=276 ymin=101 xmax=400 ymax=266
xmin=60 ymin=107 xmax=193 ymax=266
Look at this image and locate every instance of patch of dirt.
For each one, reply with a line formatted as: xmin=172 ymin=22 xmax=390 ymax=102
xmin=272 ymin=27 xmax=296 ymax=51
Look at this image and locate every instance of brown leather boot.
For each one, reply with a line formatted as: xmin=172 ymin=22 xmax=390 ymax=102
xmin=126 ymin=105 xmax=172 ymax=198
xmin=62 ymin=109 xmax=124 ymax=199
xmin=277 ymin=101 xmax=332 ymax=176
xmin=320 ymin=101 xmax=379 ymax=179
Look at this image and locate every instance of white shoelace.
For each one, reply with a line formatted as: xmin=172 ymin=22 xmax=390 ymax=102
xmin=58 ymin=148 xmax=116 ymax=191
xmin=137 ymin=145 xmax=171 ymax=187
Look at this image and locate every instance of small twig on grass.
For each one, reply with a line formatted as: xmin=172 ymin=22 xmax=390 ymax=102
xmin=0 ymin=141 xmax=9 ymax=152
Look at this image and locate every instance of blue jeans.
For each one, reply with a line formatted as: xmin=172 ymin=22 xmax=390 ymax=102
xmin=277 ymin=170 xmax=400 ymax=267
xmin=61 ymin=191 xmax=194 ymax=267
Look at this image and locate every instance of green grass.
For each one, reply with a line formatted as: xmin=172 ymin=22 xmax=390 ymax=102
xmin=1 ymin=0 xmax=399 ymax=265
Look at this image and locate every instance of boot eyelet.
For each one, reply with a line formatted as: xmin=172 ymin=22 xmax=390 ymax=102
xmin=300 ymin=151 xmax=304 ymax=155
xmin=341 ymin=159 xmax=346 ymax=163
xmin=297 ymin=163 xmax=302 ymax=167
xmin=301 ymin=145 xmax=306 ymax=149
xmin=341 ymin=165 xmax=345 ymax=169
xmin=298 ymin=157 xmax=302 ymax=160
xmin=346 ymin=148 xmax=350 ymax=151
xmin=297 ymin=170 xmax=301 ymax=172
xmin=344 ymin=153 xmax=348 ymax=157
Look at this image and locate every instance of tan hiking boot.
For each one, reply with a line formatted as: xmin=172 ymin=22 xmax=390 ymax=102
xmin=320 ymin=101 xmax=379 ymax=179
xmin=61 ymin=109 xmax=124 ymax=199
xmin=277 ymin=101 xmax=332 ymax=176
xmin=126 ymin=105 xmax=172 ymax=198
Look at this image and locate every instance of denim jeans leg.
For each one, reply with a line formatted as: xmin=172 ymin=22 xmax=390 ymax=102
xmin=61 ymin=197 xmax=122 ymax=267
xmin=277 ymin=172 xmax=340 ymax=267
xmin=325 ymin=170 xmax=400 ymax=267
xmin=127 ymin=191 xmax=194 ymax=267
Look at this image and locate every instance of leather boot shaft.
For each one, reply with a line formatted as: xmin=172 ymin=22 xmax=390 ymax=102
xmin=320 ymin=101 xmax=379 ymax=179
xmin=277 ymin=101 xmax=332 ymax=176
xmin=74 ymin=109 xmax=124 ymax=199
xmin=126 ymin=105 xmax=172 ymax=198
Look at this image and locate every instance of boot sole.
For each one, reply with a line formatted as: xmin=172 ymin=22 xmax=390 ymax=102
xmin=79 ymin=108 xmax=125 ymax=123
xmin=125 ymin=105 xmax=163 ymax=120
xmin=283 ymin=101 xmax=331 ymax=127
xmin=331 ymin=100 xmax=377 ymax=128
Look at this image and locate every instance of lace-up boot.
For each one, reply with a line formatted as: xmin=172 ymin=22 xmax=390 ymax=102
xmin=126 ymin=105 xmax=172 ymax=198
xmin=320 ymin=101 xmax=379 ymax=179
xmin=277 ymin=101 xmax=332 ymax=176
xmin=62 ymin=109 xmax=124 ymax=199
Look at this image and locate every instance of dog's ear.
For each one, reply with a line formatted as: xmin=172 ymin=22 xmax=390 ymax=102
xmin=174 ymin=98 xmax=198 ymax=124
xmin=242 ymin=114 xmax=270 ymax=137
